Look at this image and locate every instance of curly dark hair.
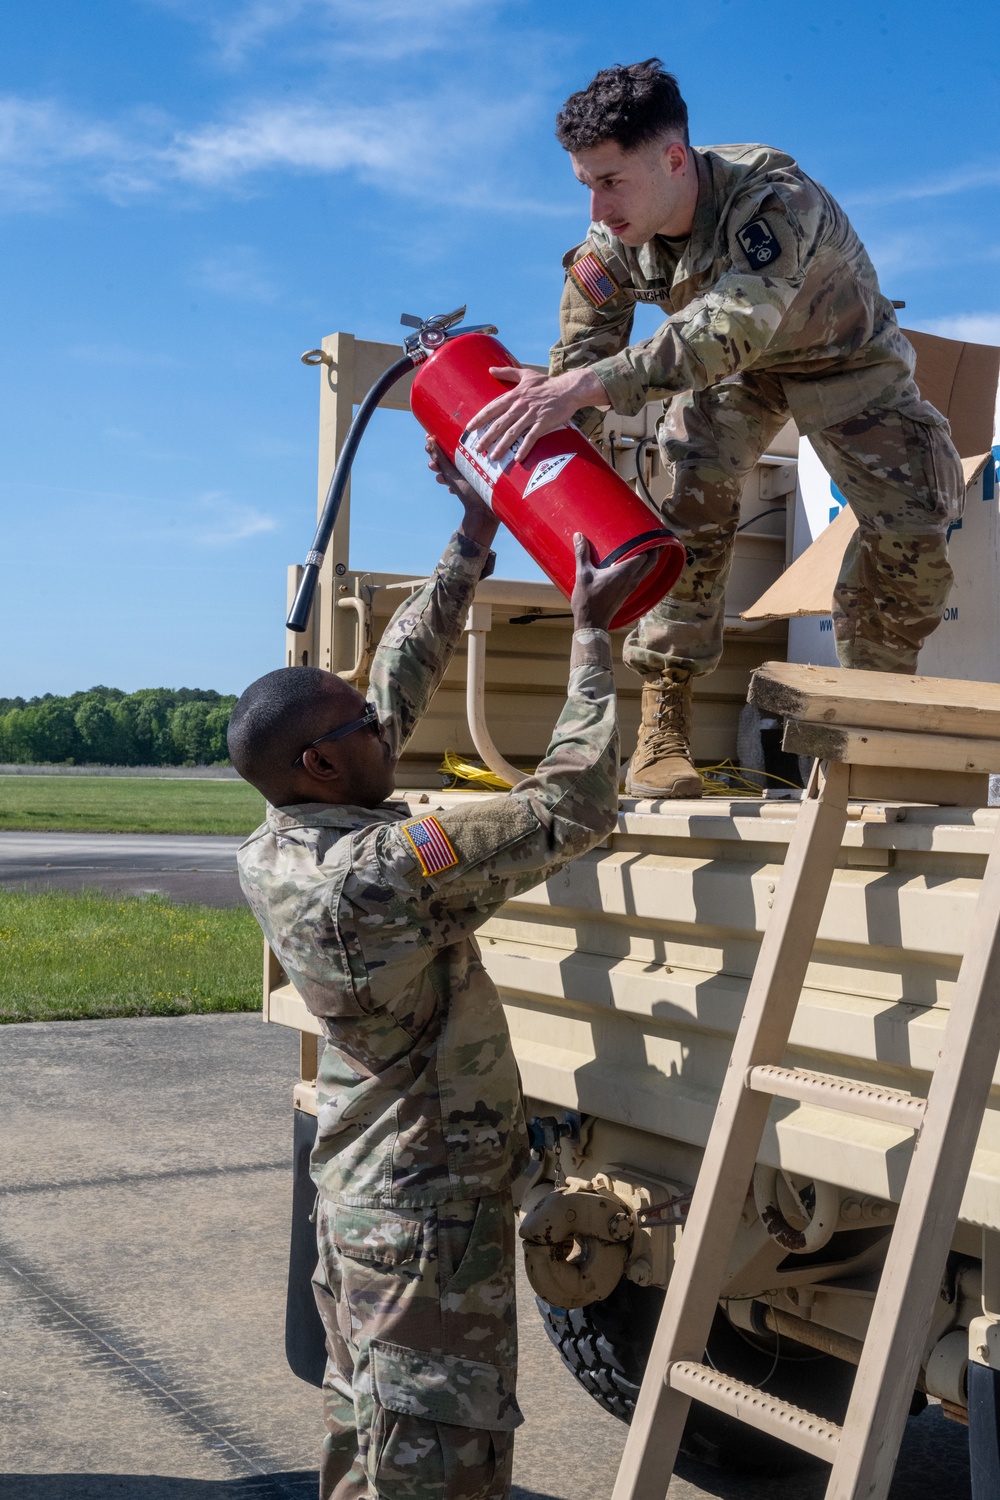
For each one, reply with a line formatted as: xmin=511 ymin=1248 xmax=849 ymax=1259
xmin=555 ymin=59 xmax=689 ymax=153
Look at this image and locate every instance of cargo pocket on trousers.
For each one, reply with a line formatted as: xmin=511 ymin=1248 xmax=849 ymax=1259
xmin=369 ymin=1339 xmax=520 ymax=1499
xmin=332 ymin=1205 xmax=423 ymax=1268
xmin=369 ymin=1338 xmax=523 ymax=1431
xmin=330 ymin=1205 xmax=424 ymax=1343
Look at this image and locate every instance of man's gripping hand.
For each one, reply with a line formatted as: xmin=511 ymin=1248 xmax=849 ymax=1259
xmin=472 ymin=366 xmax=609 ymax=464
xmin=571 ymin=532 xmax=656 ymax=633
xmin=425 ymin=436 xmax=499 ymax=551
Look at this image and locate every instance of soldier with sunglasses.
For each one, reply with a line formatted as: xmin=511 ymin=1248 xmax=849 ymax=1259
xmin=227 ymin=437 xmax=653 ymax=1500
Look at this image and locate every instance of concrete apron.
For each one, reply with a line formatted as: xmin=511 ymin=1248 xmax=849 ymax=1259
xmin=0 ymin=1015 xmax=970 ymax=1500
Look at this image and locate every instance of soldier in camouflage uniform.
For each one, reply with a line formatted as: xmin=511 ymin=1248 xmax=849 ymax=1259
xmin=474 ymin=60 xmax=964 ymax=798
xmin=228 ymin=439 xmax=652 ymax=1500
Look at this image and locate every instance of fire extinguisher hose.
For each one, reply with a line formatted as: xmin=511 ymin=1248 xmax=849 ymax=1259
xmin=287 ymin=354 xmax=416 ymax=633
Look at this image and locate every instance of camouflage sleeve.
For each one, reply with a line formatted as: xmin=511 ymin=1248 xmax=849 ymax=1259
xmin=549 ymin=237 xmax=635 ymax=439
xmin=340 ymin=630 xmax=619 ymax=976
xmin=368 ymin=529 xmax=491 ymax=759
xmin=589 ymin=191 xmax=814 ymax=415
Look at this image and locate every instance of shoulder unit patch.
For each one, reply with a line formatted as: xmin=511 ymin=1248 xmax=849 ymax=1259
xmin=736 ymin=216 xmax=780 ymax=269
xmin=569 ymin=251 xmax=620 ymax=309
xmin=401 ymin=815 xmax=459 ymax=878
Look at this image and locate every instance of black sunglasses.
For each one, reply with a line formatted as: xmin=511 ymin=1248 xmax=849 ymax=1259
xmin=293 ymin=703 xmax=381 ymax=767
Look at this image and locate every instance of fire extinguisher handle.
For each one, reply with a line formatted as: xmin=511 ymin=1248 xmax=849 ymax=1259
xmin=287 ymin=353 xmax=416 ymax=633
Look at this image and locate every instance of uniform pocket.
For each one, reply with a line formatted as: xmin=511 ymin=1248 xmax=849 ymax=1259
xmin=332 ymin=1205 xmax=423 ymax=1268
xmin=370 ymin=1338 xmax=523 ymax=1432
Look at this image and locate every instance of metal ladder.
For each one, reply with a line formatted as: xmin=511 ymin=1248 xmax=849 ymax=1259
xmin=613 ymin=663 xmax=1000 ymax=1500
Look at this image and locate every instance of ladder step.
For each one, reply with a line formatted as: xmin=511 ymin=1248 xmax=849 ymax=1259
xmin=668 ymin=1360 xmax=842 ymax=1462
xmin=746 ymin=1063 xmax=927 ymax=1130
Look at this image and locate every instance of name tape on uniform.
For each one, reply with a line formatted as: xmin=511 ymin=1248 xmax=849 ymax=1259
xmin=402 ymin=815 xmax=459 ymax=877
xmin=569 ymin=252 xmax=619 ymax=309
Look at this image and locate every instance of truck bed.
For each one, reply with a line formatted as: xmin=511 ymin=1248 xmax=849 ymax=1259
xmin=265 ymin=788 xmax=1000 ymax=1239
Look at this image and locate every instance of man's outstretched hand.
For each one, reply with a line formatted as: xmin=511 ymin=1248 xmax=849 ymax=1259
xmin=571 ymin=532 xmax=657 ymax=632
xmin=472 ymin=366 xmax=609 ymax=464
xmin=425 ymin=436 xmax=499 ymax=550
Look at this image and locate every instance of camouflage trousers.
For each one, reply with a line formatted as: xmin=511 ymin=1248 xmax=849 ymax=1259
xmin=311 ymin=1192 xmax=521 ymax=1500
xmin=623 ymin=372 xmax=965 ymax=678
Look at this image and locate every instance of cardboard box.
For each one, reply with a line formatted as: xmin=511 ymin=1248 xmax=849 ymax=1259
xmin=742 ymin=329 xmax=1000 ymax=682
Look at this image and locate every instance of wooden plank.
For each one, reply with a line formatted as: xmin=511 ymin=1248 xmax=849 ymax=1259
xmin=783 ymin=720 xmax=1000 ymax=774
xmin=845 ymin=764 xmax=989 ymax=807
xmin=611 ymin=761 xmax=851 ymax=1500
xmin=826 ymin=820 xmax=1000 ymax=1498
xmin=752 ymin=660 xmax=1000 ymax=740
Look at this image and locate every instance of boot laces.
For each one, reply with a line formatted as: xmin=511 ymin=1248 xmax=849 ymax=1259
xmin=641 ymin=683 xmax=691 ymax=763
xmin=638 ymin=681 xmax=692 ymax=768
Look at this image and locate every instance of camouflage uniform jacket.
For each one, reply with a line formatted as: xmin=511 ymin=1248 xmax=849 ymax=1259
xmin=550 ymin=143 xmax=924 ymax=437
xmin=237 ymin=532 xmax=620 ymax=1209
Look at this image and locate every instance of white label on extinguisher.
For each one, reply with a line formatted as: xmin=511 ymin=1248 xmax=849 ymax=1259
xmin=454 ymin=424 xmax=521 ymax=506
xmin=524 ymin=452 xmax=575 ymax=495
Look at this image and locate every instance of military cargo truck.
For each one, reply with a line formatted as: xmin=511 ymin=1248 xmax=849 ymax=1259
xmin=264 ymin=326 xmax=1000 ymax=1473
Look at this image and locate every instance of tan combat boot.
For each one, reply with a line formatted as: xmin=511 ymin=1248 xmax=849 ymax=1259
xmin=625 ymin=669 xmax=703 ymax=799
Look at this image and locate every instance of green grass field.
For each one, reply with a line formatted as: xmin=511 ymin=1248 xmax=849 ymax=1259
xmin=0 ymin=775 xmax=265 ymax=834
xmin=0 ymin=888 xmax=263 ymax=1022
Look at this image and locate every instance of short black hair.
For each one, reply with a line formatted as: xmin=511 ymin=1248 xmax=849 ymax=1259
xmin=555 ymin=59 xmax=689 ymax=153
xmin=227 ymin=665 xmax=351 ymax=793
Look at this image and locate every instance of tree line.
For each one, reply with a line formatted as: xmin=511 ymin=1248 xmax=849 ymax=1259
xmin=0 ymin=687 xmax=237 ymax=766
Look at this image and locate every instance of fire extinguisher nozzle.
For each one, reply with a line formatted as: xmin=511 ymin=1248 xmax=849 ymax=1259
xmin=287 ymin=563 xmax=320 ymax=633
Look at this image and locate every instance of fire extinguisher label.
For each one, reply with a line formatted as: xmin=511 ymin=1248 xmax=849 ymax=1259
xmin=454 ymin=425 xmax=521 ymax=505
xmin=524 ymin=452 xmax=575 ymax=495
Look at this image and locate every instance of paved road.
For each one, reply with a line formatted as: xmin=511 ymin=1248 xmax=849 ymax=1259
xmin=0 ymin=832 xmax=245 ymax=906
xmin=0 ymin=1015 xmax=974 ymax=1499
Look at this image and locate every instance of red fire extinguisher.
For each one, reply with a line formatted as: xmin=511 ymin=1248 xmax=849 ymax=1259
xmin=410 ymin=331 xmax=685 ymax=629
xmin=288 ymin=307 xmax=686 ymax=634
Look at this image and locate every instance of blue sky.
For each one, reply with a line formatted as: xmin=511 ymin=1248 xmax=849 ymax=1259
xmin=2 ymin=0 xmax=997 ymax=696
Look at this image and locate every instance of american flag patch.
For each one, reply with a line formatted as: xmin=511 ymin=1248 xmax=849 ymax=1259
xmin=401 ymin=815 xmax=459 ymax=877
xmin=569 ymin=251 xmax=619 ymax=308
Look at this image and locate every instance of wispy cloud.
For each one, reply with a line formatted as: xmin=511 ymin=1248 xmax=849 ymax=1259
xmin=0 ymin=96 xmax=132 ymax=208
xmin=0 ymin=477 xmax=281 ymax=545
xmin=163 ymin=96 xmax=558 ymax=212
xmin=194 ymin=245 xmax=278 ymax=301
xmin=167 ymin=102 xmax=414 ymax=184
xmin=188 ymin=492 xmax=278 ymax=546
xmin=861 ymin=228 xmax=1000 ymax=282
xmin=0 ymin=88 xmax=560 ymax=214
xmin=152 ymin=0 xmax=503 ymax=67
xmin=847 ymin=161 xmax=1000 ymax=208
xmin=67 ymin=342 xmax=182 ymax=367
xmin=909 ymin=313 xmax=1000 ymax=346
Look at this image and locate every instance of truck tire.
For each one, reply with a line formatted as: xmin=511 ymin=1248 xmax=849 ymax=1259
xmin=537 ymin=1280 xmax=855 ymax=1474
